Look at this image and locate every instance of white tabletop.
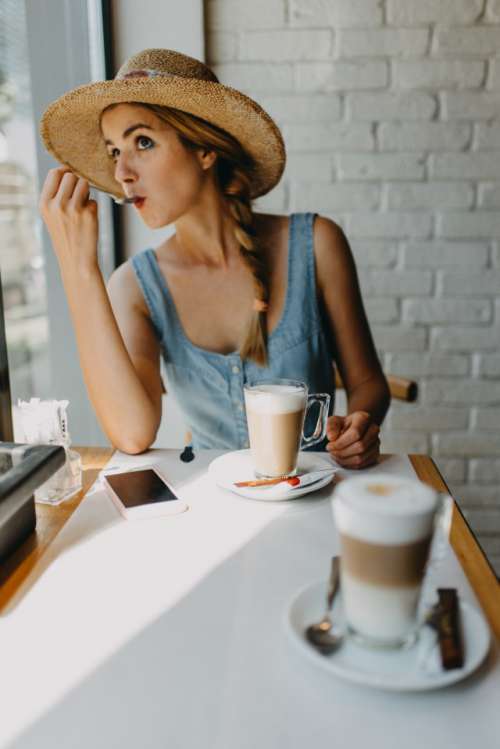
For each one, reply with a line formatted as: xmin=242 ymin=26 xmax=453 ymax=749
xmin=0 ymin=450 xmax=498 ymax=748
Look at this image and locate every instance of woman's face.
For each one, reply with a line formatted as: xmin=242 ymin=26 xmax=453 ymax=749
xmin=100 ymin=103 xmax=213 ymax=228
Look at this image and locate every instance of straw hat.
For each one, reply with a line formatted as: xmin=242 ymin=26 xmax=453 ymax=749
xmin=40 ymin=49 xmax=286 ymax=200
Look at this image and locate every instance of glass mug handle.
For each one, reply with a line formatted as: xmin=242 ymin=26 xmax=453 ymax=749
xmin=300 ymin=393 xmax=331 ymax=449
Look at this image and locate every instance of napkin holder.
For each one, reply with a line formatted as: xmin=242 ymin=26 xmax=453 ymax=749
xmin=0 ymin=441 xmax=65 ymax=561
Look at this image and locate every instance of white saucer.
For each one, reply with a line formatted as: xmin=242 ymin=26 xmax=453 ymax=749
xmin=285 ymin=579 xmax=491 ymax=692
xmin=208 ymin=450 xmax=336 ymax=501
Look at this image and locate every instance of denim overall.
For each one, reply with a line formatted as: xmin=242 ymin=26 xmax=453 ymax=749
xmin=131 ymin=212 xmax=336 ymax=450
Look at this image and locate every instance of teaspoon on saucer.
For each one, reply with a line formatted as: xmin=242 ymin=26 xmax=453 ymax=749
xmin=305 ymin=556 xmax=343 ymax=655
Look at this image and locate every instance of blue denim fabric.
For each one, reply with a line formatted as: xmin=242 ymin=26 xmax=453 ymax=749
xmin=131 ymin=212 xmax=336 ymax=449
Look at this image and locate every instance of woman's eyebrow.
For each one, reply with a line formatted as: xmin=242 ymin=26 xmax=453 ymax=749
xmin=104 ymin=123 xmax=154 ymax=146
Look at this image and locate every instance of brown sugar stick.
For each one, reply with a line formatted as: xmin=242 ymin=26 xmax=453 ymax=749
xmin=434 ymin=588 xmax=464 ymax=670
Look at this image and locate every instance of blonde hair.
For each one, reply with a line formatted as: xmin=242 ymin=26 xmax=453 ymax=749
xmin=104 ymin=103 xmax=270 ymax=366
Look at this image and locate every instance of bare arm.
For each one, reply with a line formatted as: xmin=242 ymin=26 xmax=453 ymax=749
xmin=313 ymin=216 xmax=391 ymax=467
xmin=39 ymin=167 xmax=162 ymax=453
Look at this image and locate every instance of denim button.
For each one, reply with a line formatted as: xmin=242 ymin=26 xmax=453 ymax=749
xmin=232 ymin=365 xmax=240 ymax=375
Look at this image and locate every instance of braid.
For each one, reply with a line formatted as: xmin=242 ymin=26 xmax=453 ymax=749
xmin=223 ymin=166 xmax=269 ymax=366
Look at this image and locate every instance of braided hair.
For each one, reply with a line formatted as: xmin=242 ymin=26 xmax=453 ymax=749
xmin=119 ymin=103 xmax=270 ymax=366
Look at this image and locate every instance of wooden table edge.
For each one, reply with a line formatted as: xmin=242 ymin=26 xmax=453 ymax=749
xmin=1 ymin=449 xmax=499 ymax=641
xmin=410 ymin=454 xmax=500 ymax=641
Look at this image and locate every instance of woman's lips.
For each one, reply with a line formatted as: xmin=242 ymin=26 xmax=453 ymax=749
xmin=133 ymin=197 xmax=146 ymax=209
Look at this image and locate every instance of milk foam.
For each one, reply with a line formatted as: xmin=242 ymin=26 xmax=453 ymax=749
xmin=244 ymin=384 xmax=305 ymax=415
xmin=333 ymin=473 xmax=438 ymax=545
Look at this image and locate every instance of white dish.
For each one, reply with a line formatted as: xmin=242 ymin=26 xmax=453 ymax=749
xmin=285 ymin=579 xmax=491 ymax=692
xmin=208 ymin=450 xmax=337 ymax=501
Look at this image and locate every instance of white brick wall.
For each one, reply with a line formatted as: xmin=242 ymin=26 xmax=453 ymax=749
xmin=206 ymin=0 xmax=500 ymax=574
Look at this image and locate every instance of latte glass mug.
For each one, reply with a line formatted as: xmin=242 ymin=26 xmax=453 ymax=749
xmin=243 ymin=379 xmax=331 ymax=479
xmin=332 ymin=474 xmax=453 ymax=650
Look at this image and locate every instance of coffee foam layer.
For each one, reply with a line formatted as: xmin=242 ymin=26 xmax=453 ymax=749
xmin=244 ymin=384 xmax=305 ymax=414
xmin=333 ymin=473 xmax=438 ymax=545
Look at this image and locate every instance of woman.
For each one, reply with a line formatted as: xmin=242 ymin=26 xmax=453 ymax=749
xmin=39 ymin=49 xmax=390 ymax=468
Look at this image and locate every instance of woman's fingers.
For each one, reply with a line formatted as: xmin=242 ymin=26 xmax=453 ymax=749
xmin=39 ymin=166 xmax=72 ymax=204
xmin=55 ymin=171 xmax=79 ymax=207
xmin=328 ymin=410 xmax=371 ymax=452
xmin=335 ymin=442 xmax=380 ymax=469
xmin=330 ymin=422 xmax=380 ymax=459
xmin=70 ymin=177 xmax=91 ymax=208
xmin=326 ymin=415 xmax=345 ymax=443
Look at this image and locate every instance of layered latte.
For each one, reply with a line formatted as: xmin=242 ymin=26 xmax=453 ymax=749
xmin=333 ymin=475 xmax=438 ymax=647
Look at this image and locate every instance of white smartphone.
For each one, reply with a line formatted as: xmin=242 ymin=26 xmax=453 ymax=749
xmin=103 ymin=466 xmax=188 ymax=519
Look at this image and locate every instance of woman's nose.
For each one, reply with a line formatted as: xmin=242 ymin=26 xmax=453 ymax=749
xmin=114 ymin=154 xmax=136 ymax=184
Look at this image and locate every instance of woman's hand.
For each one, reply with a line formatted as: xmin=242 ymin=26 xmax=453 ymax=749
xmin=326 ymin=411 xmax=381 ymax=468
xmin=39 ymin=167 xmax=99 ymax=274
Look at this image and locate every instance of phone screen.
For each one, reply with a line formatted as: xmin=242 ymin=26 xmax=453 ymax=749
xmin=105 ymin=469 xmax=179 ymax=508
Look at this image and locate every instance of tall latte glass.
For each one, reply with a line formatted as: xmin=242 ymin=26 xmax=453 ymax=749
xmin=333 ymin=474 xmax=442 ymax=649
xmin=244 ymin=379 xmax=330 ymax=478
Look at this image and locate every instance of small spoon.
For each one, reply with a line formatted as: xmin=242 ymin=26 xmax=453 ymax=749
xmin=305 ymin=556 xmax=343 ymax=655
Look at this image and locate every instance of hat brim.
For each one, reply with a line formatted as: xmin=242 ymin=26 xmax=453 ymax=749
xmin=40 ymin=76 xmax=286 ymax=200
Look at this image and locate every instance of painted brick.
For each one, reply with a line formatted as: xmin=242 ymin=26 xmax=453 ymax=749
xmin=387 ymin=353 xmax=469 ymax=377
xmin=462 ymin=509 xmax=500 ymax=534
xmin=346 ymin=213 xmax=432 ymax=239
xmin=290 ymin=0 xmax=383 ymax=28
xmin=387 ymin=183 xmax=473 ymax=211
xmin=379 ymin=123 xmax=470 ymax=152
xmin=403 ymin=299 xmax=491 ymax=325
xmin=393 ymin=61 xmax=484 ymax=90
xmin=347 ymin=92 xmax=437 ymax=120
xmin=389 ymin=407 xmax=468 ymax=431
xmin=474 ymin=123 xmax=500 ymax=149
xmin=283 ymin=153 xmax=333 ymax=182
xmin=213 ymin=63 xmax=293 ymax=91
xmin=387 ymin=0 xmax=483 ymax=25
xmin=359 ymin=270 xmax=432 ymax=296
xmin=493 ymin=244 xmax=500 ymax=267
xmin=284 ymin=123 xmax=373 ymax=152
xmin=487 ymin=0 xmax=500 ymax=23
xmin=206 ymin=0 xmax=285 ymax=30
xmin=364 ymin=298 xmax=399 ymax=323
xmin=438 ymin=212 xmax=500 ymax=239
xmin=440 ymin=271 xmax=500 ymax=296
xmin=424 ymin=380 xmax=500 ymax=406
xmin=380 ymin=430 xmax=429 ymax=454
xmin=239 ymin=30 xmax=331 ymax=61
xmin=431 ymin=326 xmax=500 ymax=352
xmin=456 ymin=488 xmax=500 ymax=507
xmin=296 ymin=61 xmax=388 ymax=92
xmin=257 ymin=94 xmax=341 ymax=123
xmin=371 ymin=325 xmax=427 ymax=352
xmin=403 ymin=242 xmax=488 ymax=268
xmin=435 ymin=458 xmax=466 ymax=484
xmin=478 ymin=354 xmax=500 ymax=377
xmin=350 ymin=241 xmax=398 ymax=268
xmin=338 ymin=153 xmax=425 ymax=181
xmin=443 ymin=92 xmax=500 ymax=120
xmin=338 ymin=29 xmax=429 ymax=59
xmin=290 ymin=182 xmax=380 ymax=213
xmin=478 ymin=182 xmax=500 ymax=208
xmin=470 ymin=459 xmax=500 ymax=483
xmin=432 ymin=153 xmax=500 ymax=180
xmin=206 ymin=33 xmax=237 ymax=63
xmin=487 ymin=60 xmax=500 ymax=90
xmin=475 ymin=407 xmax=500 ymax=430
xmin=434 ymin=432 xmax=500 ymax=456
xmin=253 ymin=184 xmax=287 ymax=213
xmin=435 ymin=28 xmax=500 ymax=58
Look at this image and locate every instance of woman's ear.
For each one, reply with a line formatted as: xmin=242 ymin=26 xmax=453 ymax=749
xmin=197 ymin=148 xmax=217 ymax=170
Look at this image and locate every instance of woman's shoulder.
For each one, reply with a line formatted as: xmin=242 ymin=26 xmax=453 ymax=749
xmin=107 ymin=256 xmax=149 ymax=315
xmin=311 ymin=215 xmax=357 ymax=292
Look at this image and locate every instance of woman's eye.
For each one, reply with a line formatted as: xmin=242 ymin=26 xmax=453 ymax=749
xmin=137 ymin=135 xmax=154 ymax=151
